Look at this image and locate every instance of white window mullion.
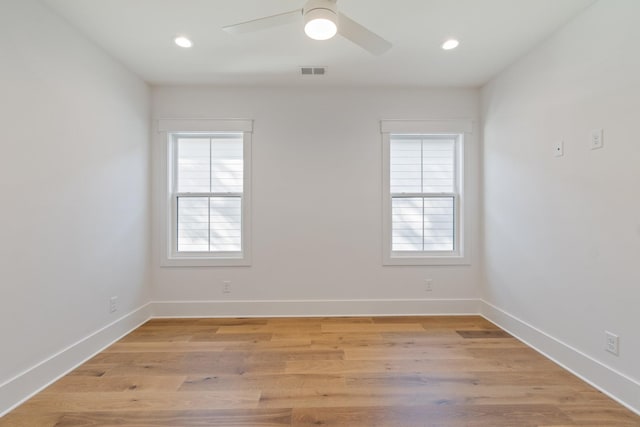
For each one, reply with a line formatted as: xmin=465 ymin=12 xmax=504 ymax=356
xmin=420 ymin=138 xmax=425 ymax=251
xmin=207 ymin=196 xmax=211 ymax=252
xmin=208 ymin=137 xmax=212 ymax=253
xmin=421 ymin=196 xmax=425 ymax=251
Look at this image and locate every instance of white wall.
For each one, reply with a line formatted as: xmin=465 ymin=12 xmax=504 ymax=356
xmin=151 ymin=86 xmax=480 ymax=315
xmin=482 ymin=0 xmax=640 ymax=411
xmin=0 ymin=0 xmax=150 ymax=413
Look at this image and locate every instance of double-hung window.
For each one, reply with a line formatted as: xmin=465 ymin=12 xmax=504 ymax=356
xmin=381 ymin=120 xmax=471 ymax=265
xmin=159 ymin=119 xmax=252 ymax=266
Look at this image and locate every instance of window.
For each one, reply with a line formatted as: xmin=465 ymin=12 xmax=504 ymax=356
xmin=381 ymin=120 xmax=471 ymax=265
xmin=390 ymin=135 xmax=457 ymax=252
xmin=159 ymin=119 xmax=252 ymax=266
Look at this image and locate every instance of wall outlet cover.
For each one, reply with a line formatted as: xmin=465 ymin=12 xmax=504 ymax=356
xmin=605 ymin=331 xmax=619 ymax=355
xmin=425 ymin=279 xmax=433 ymax=292
xmin=222 ymin=280 xmax=232 ymax=294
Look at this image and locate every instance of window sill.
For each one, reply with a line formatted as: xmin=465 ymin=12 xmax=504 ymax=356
xmin=161 ymin=255 xmax=251 ymax=268
xmin=383 ymin=253 xmax=470 ymax=266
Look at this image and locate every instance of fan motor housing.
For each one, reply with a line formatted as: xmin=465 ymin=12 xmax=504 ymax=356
xmin=303 ymin=0 xmax=337 ymax=16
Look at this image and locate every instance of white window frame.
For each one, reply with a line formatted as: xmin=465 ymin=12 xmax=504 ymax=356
xmin=158 ymin=119 xmax=252 ymax=267
xmin=381 ymin=119 xmax=472 ymax=266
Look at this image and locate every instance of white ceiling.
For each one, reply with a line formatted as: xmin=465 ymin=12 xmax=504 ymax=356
xmin=43 ymin=0 xmax=595 ymax=87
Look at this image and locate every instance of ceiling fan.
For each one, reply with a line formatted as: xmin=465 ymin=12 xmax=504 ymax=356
xmin=223 ymin=0 xmax=392 ymax=55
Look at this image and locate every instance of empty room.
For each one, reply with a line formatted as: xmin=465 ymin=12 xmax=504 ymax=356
xmin=0 ymin=0 xmax=639 ymax=425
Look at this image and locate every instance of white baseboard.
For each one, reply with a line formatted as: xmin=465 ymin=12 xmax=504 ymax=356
xmin=150 ymin=298 xmax=480 ymax=318
xmin=0 ymin=303 xmax=152 ymax=417
xmin=480 ymin=299 xmax=640 ymax=416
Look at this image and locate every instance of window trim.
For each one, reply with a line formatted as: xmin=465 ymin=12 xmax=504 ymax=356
xmin=158 ymin=119 xmax=252 ymax=267
xmin=381 ymin=120 xmax=472 ymax=266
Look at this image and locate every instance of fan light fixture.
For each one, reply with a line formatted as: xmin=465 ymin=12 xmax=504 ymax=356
xmin=222 ymin=0 xmax=393 ymax=56
xmin=174 ymin=36 xmax=193 ymax=48
xmin=442 ymin=39 xmax=460 ymax=50
xmin=303 ymin=1 xmax=338 ymax=40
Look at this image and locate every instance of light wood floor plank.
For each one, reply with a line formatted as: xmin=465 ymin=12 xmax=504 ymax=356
xmin=57 ymin=408 xmax=291 ymax=427
xmin=291 ymin=404 xmax=574 ymax=427
xmin=23 ymin=390 xmax=261 ymax=412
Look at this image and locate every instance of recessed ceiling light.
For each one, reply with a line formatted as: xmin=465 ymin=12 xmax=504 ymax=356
xmin=174 ymin=36 xmax=193 ymax=48
xmin=442 ymin=39 xmax=460 ymax=50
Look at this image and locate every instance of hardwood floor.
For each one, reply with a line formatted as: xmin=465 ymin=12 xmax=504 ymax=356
xmin=1 ymin=316 xmax=638 ymax=426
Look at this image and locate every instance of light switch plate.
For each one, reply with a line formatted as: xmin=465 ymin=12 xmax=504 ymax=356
xmin=591 ymin=129 xmax=604 ymax=150
xmin=554 ymin=140 xmax=564 ymax=157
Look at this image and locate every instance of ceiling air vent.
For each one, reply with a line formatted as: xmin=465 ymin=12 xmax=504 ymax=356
xmin=300 ymin=66 xmax=327 ymax=76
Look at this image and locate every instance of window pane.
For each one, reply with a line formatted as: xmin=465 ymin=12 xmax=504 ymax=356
xmin=390 ymin=137 xmax=456 ymax=194
xmin=211 ymin=137 xmax=243 ymax=193
xmin=390 ymin=139 xmax=422 ymax=193
xmin=392 ymin=196 xmax=454 ymax=251
xmin=210 ymin=197 xmax=242 ymax=252
xmin=177 ymin=196 xmax=243 ymax=253
xmin=177 ymin=138 xmax=210 ymax=193
xmin=423 ymin=138 xmax=455 ymax=193
xmin=177 ymin=197 xmax=209 ymax=252
xmin=392 ymin=197 xmax=423 ymax=251
xmin=424 ymin=197 xmax=454 ymax=251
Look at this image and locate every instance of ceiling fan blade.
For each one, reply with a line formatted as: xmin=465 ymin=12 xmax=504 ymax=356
xmin=337 ymin=12 xmax=391 ymax=55
xmin=223 ymin=9 xmax=302 ymax=35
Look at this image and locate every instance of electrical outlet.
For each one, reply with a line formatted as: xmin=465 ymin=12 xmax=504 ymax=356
xmin=591 ymin=129 xmax=604 ymax=150
xmin=109 ymin=296 xmax=118 ymax=313
xmin=425 ymin=279 xmax=433 ymax=292
xmin=605 ymin=331 xmax=619 ymax=355
xmin=222 ymin=280 xmax=232 ymax=294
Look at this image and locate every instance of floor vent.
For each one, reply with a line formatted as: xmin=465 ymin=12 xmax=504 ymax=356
xmin=301 ymin=66 xmax=327 ymax=76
